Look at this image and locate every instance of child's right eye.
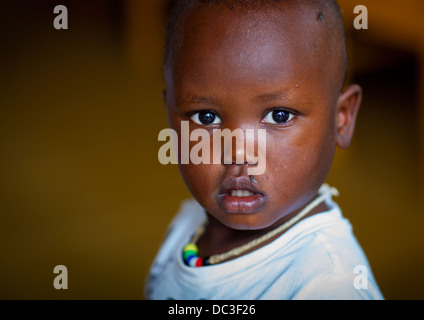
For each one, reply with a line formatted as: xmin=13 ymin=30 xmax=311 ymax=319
xmin=190 ymin=111 xmax=222 ymax=125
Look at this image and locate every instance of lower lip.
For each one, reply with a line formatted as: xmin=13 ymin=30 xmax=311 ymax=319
xmin=219 ymin=193 xmax=265 ymax=213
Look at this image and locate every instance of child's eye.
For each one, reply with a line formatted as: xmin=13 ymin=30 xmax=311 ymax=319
xmin=190 ymin=111 xmax=222 ymax=125
xmin=262 ymin=109 xmax=294 ymax=124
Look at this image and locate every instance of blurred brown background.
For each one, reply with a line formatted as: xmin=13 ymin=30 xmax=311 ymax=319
xmin=0 ymin=0 xmax=423 ymax=300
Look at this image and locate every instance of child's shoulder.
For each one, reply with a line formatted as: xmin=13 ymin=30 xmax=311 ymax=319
xmin=280 ymin=206 xmax=383 ymax=299
xmin=168 ymin=198 xmax=206 ymax=233
xmin=154 ymin=199 xmax=206 ymax=261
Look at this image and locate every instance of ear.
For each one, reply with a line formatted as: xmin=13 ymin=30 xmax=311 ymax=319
xmin=336 ymin=84 xmax=362 ymax=149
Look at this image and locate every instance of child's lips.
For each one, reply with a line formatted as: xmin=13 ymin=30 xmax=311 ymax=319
xmin=218 ymin=176 xmax=265 ymax=213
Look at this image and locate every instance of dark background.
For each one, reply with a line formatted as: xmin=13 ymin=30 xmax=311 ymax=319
xmin=1 ymin=0 xmax=423 ymax=299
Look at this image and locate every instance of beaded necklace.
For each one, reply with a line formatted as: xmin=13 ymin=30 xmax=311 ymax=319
xmin=183 ymin=184 xmax=339 ymax=267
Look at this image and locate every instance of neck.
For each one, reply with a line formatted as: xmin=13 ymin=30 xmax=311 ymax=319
xmin=197 ymin=199 xmax=330 ymax=261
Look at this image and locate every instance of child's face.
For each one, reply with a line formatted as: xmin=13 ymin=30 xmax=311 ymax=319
xmin=165 ymin=4 xmax=360 ymax=230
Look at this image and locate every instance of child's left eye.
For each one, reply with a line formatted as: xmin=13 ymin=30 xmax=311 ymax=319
xmin=262 ymin=109 xmax=294 ymax=124
xmin=190 ymin=111 xmax=222 ymax=125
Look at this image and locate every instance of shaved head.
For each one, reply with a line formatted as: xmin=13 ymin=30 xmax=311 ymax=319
xmin=164 ymin=0 xmax=348 ymax=91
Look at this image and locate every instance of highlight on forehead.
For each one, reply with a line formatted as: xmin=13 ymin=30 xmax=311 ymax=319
xmin=164 ymin=0 xmax=348 ymax=90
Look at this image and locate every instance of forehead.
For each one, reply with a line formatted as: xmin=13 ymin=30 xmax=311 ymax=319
xmin=167 ymin=3 xmax=336 ymax=102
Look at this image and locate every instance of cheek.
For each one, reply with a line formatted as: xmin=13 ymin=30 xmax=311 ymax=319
xmin=265 ymin=125 xmax=336 ymax=188
xmin=263 ymin=138 xmax=304 ymax=190
xmin=179 ymin=163 xmax=222 ymax=201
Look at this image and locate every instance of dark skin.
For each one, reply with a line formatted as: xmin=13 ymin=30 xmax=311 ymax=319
xmin=165 ymin=3 xmax=361 ymax=259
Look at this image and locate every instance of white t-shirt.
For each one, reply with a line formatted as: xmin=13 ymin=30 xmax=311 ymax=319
xmin=145 ymin=195 xmax=383 ymax=300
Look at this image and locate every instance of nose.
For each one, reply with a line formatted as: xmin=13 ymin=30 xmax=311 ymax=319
xmin=217 ymin=127 xmax=258 ymax=166
xmin=211 ymin=123 xmax=266 ymax=175
xmin=227 ymin=128 xmax=247 ymax=165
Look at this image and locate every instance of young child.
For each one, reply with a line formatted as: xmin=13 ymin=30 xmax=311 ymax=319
xmin=146 ymin=0 xmax=383 ymax=299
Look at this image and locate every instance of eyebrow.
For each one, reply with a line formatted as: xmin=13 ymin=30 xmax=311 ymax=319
xmin=182 ymin=94 xmax=217 ymax=105
xmin=257 ymin=90 xmax=314 ymax=106
xmin=256 ymin=91 xmax=290 ymax=103
xmin=181 ymin=89 xmax=302 ymax=106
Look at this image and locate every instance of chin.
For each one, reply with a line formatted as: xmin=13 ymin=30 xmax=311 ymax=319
xmin=213 ymin=209 xmax=278 ymax=231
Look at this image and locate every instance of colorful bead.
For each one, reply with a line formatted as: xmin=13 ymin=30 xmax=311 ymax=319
xmin=189 ymin=257 xmax=198 ymax=267
xmin=183 ymin=250 xmax=197 ymax=261
xmin=184 ymin=243 xmax=198 ymax=254
xmin=195 ymin=258 xmax=203 ymax=267
xmin=186 ymin=255 xmax=197 ymax=265
xmin=183 ymin=243 xmax=200 ymax=266
xmin=183 ymin=241 xmax=214 ymax=267
xmin=203 ymin=256 xmax=210 ymax=266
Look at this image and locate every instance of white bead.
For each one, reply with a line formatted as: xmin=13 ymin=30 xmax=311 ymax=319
xmin=189 ymin=257 xmax=198 ymax=267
